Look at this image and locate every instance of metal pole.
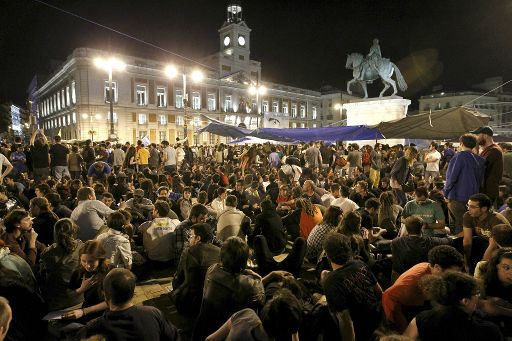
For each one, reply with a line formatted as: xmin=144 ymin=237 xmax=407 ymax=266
xmin=183 ymin=71 xmax=187 ymax=141
xmin=109 ymin=67 xmax=115 ymax=139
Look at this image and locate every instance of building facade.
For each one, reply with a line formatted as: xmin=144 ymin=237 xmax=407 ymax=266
xmin=31 ymin=4 xmax=357 ymax=144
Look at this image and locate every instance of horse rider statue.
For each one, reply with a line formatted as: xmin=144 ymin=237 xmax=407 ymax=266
xmin=346 ymin=38 xmax=407 ymax=98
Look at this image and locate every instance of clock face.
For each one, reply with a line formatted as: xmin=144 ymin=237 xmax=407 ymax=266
xmin=224 ymin=36 xmax=230 ymax=46
xmin=238 ymin=35 xmax=246 ymax=46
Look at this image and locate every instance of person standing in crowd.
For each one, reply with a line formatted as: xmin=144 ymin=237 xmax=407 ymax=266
xmin=81 ymin=139 xmax=96 ymax=170
xmin=68 ymin=145 xmax=84 ymax=180
xmin=347 ymin=143 xmax=362 ymax=179
xmin=9 ymin=144 xmax=27 ymax=177
xmin=444 ymin=134 xmax=486 ymax=236
xmin=0 ymin=153 xmax=13 ymax=185
xmin=49 ymin=135 xmax=70 ymax=180
xmin=305 ymin=141 xmax=322 ymax=170
xmin=136 ymin=141 xmax=150 ymax=172
xmin=112 ymin=143 xmax=126 ymax=170
xmin=30 ymin=129 xmax=50 ymax=182
xmin=424 ymin=142 xmax=441 ymax=186
xmin=161 ymin=140 xmax=177 ymax=173
xmin=369 ymin=143 xmax=382 ymax=189
xmin=472 ymin=126 xmax=504 ymax=205
xmin=148 ymin=143 xmax=160 ymax=170
xmin=390 ymin=146 xmax=419 ymax=206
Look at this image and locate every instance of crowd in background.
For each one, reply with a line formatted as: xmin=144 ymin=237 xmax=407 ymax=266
xmin=0 ymin=124 xmax=511 ymax=340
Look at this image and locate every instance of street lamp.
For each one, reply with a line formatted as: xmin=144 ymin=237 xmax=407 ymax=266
xmin=94 ymin=56 xmax=125 ymax=141
xmin=165 ymin=65 xmax=204 ymax=141
xmin=82 ymin=113 xmax=102 ymax=141
xmin=248 ymin=84 xmax=267 ymax=128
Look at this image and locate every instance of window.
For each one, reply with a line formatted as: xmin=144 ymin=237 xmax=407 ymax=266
xmin=159 ymin=131 xmax=167 ymax=142
xmin=272 ymin=101 xmax=279 ymax=113
xmin=282 ymin=102 xmax=288 ymax=114
xmin=209 ymin=133 xmax=216 ymax=145
xmin=262 ymin=101 xmax=268 ymax=113
xmin=53 ymin=94 xmax=57 ymax=111
xmin=175 ymin=89 xmax=183 ymax=108
xmin=66 ymin=86 xmax=70 ymax=106
xmin=291 ymin=122 xmax=297 ymax=128
xmin=159 ymin=114 xmax=167 ymax=125
xmin=176 ymin=115 xmax=184 ymax=126
xmin=312 ymin=123 xmax=317 ymax=128
xmin=224 ymin=95 xmax=232 ymax=112
xmin=239 ymin=55 xmax=245 ymax=60
xmin=301 ymin=122 xmax=306 ymax=128
xmin=291 ymin=104 xmax=297 ymax=118
xmin=300 ymin=105 xmax=306 ymax=118
xmin=72 ymin=112 xmax=76 ymax=123
xmin=207 ymin=93 xmax=216 ymax=111
xmin=104 ymin=81 xmax=118 ymax=103
xmin=193 ymin=116 xmax=200 ymax=128
xmin=138 ymin=113 xmax=147 ymax=124
xmin=71 ymin=81 xmax=76 ymax=104
xmin=67 ymin=114 xmax=71 ymax=125
xmin=191 ymin=92 xmax=200 ymax=110
xmin=157 ymin=87 xmax=166 ymax=107
xmin=136 ymin=85 xmax=147 ymax=105
xmin=61 ymin=89 xmax=66 ymax=107
xmin=57 ymin=93 xmax=61 ymax=111
xmin=312 ymin=107 xmax=317 ymax=120
xmin=138 ymin=130 xmax=147 ymax=139
xmin=177 ymin=130 xmax=184 ymax=140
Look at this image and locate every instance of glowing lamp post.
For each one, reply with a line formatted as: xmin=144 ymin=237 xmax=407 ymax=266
xmin=94 ymin=57 xmax=125 ymax=140
xmin=248 ymin=84 xmax=267 ymax=128
xmin=81 ymin=113 xmax=102 ymax=141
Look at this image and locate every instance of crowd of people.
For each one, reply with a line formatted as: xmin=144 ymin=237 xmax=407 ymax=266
xmin=0 ymin=124 xmax=511 ymax=341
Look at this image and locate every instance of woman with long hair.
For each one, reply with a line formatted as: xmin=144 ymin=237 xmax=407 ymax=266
xmin=390 ymin=146 xmax=419 ymax=206
xmin=337 ymin=211 xmax=370 ymax=263
xmin=123 ymin=146 xmax=137 ymax=176
xmin=63 ymin=240 xmax=109 ymax=321
xmin=39 ymin=218 xmax=83 ymax=311
xmin=378 ymin=191 xmax=403 ymax=238
xmin=96 ymin=212 xmax=132 ymax=269
xmin=283 ymin=197 xmax=323 ymax=240
xmin=404 ymin=272 xmax=501 ymax=340
xmin=306 ymin=205 xmax=343 ymax=262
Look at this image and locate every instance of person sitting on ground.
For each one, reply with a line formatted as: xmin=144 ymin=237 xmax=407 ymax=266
xmin=463 ymin=193 xmax=510 ymax=273
xmin=206 ymin=288 xmax=302 ymax=341
xmin=249 ymin=199 xmax=287 ymax=255
xmin=172 ymin=223 xmax=221 ymax=317
xmin=321 ymin=232 xmax=383 ymax=341
xmin=45 ymin=192 xmax=72 ymax=219
xmin=78 ymin=268 xmax=179 ymax=340
xmin=403 ymin=272 xmax=502 ymax=341
xmin=330 ymin=185 xmax=359 ymax=215
xmin=0 ymin=297 xmax=12 ymax=341
xmin=402 ymin=186 xmax=446 ymax=237
xmin=193 ymin=236 xmax=265 ymax=341
xmin=137 ymin=201 xmax=180 ymax=263
xmin=63 ymin=240 xmax=110 ymax=323
xmin=382 ymin=245 xmax=464 ymax=333
xmin=125 ymin=188 xmax=154 ymax=221
xmin=170 ymin=204 xmax=209 ymax=264
xmin=0 ymin=209 xmax=45 ymax=267
xmin=39 ymin=218 xmax=83 ymax=311
xmin=70 ymin=187 xmax=118 ymax=241
xmin=306 ymin=205 xmax=344 ymax=263
xmin=350 ymin=180 xmax=376 ymax=208
xmin=216 ymin=195 xmax=251 ymax=242
xmin=87 ymin=161 xmax=111 ymax=186
xmin=29 ymin=196 xmax=59 ymax=246
xmin=283 ymin=197 xmax=323 ymax=240
xmin=391 ymin=216 xmax=450 ymax=281
xmin=96 ymin=211 xmax=132 ymax=269
xmin=474 ymin=224 xmax=512 ymax=278
xmin=336 ymin=211 xmax=372 ymax=264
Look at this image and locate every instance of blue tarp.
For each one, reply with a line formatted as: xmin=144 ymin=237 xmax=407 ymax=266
xmin=198 ymin=115 xmax=383 ymax=142
xmin=250 ymin=126 xmax=383 ymax=142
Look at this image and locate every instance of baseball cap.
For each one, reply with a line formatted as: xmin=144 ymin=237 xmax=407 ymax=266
xmin=471 ymin=126 xmax=494 ymax=136
xmin=133 ymin=189 xmax=144 ymax=197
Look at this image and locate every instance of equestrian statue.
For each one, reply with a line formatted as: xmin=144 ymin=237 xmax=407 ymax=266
xmin=346 ymin=38 xmax=408 ymax=98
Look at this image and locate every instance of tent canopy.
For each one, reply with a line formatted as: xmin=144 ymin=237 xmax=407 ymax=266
xmin=371 ymin=107 xmax=489 ymax=139
xmin=197 ymin=120 xmax=252 ymax=139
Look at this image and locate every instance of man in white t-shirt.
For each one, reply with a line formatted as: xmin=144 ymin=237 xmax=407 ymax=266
xmin=424 ymin=142 xmax=442 ymax=185
xmin=330 ymin=185 xmax=359 ymax=215
xmin=0 ymin=153 xmax=13 ymax=183
xmin=161 ymin=140 xmax=177 ymax=173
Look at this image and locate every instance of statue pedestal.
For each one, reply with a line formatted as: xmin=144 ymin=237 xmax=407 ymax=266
xmin=343 ymin=96 xmax=410 ymax=146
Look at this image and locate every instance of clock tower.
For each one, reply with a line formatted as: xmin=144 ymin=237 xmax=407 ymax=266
xmin=216 ymin=2 xmax=260 ymax=80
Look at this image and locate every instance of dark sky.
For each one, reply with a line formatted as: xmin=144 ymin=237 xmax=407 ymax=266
xmin=1 ymin=0 xmax=511 ymax=105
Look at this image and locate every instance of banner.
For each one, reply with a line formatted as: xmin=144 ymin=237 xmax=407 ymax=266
xmin=263 ymin=112 xmax=289 ymax=129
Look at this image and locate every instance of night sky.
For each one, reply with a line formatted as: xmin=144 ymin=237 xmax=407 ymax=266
xmin=1 ymin=0 xmax=511 ymax=106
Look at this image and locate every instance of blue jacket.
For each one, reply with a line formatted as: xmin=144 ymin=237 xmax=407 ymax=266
xmin=444 ymin=150 xmax=486 ymax=202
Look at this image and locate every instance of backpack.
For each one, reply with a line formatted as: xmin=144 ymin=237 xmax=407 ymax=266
xmin=362 ymin=151 xmax=371 ymax=166
xmin=335 ymin=155 xmax=347 ymax=167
